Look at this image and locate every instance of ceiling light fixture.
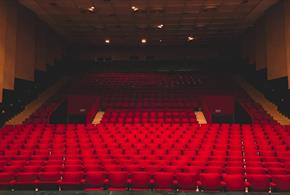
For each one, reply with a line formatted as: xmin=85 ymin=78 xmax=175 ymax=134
xmin=141 ymin=38 xmax=147 ymax=44
xmin=88 ymin=6 xmax=95 ymax=12
xmin=105 ymin=39 xmax=110 ymax=44
xmin=131 ymin=6 xmax=139 ymax=12
xmin=188 ymin=36 xmax=195 ymax=41
xmin=157 ymin=24 xmax=164 ymax=29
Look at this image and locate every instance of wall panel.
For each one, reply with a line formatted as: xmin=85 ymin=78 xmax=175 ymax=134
xmin=15 ymin=6 xmax=36 ymax=81
xmin=255 ymin=18 xmax=267 ymax=70
xmin=266 ymin=2 xmax=288 ymax=80
xmin=0 ymin=1 xmax=7 ymax=101
xmin=4 ymin=1 xmax=18 ymax=89
xmin=35 ymin=21 xmax=47 ymax=71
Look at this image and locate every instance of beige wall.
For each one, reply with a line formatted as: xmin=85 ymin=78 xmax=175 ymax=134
xmin=4 ymin=1 xmax=17 ymax=90
xmin=241 ymin=0 xmax=290 ymax=87
xmin=0 ymin=1 xmax=7 ymax=101
xmin=266 ymin=2 xmax=287 ymax=80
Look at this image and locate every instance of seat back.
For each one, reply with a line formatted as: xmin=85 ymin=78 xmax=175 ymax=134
xmin=154 ymin=172 xmax=174 ymax=189
xmin=176 ymin=172 xmax=198 ymax=190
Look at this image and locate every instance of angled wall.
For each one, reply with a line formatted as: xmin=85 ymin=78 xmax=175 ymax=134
xmin=0 ymin=0 xmax=65 ymax=102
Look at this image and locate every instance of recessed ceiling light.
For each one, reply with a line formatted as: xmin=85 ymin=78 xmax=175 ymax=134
xmin=141 ymin=38 xmax=147 ymax=44
xmin=159 ymin=39 xmax=163 ymax=42
xmin=188 ymin=36 xmax=195 ymax=41
xmin=88 ymin=6 xmax=95 ymax=12
xmin=105 ymin=39 xmax=110 ymax=44
xmin=157 ymin=24 xmax=164 ymax=29
xmin=131 ymin=6 xmax=139 ymax=12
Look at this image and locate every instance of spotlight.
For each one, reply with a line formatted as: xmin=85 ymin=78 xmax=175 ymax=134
xmin=157 ymin=24 xmax=164 ymax=29
xmin=188 ymin=36 xmax=195 ymax=41
xmin=141 ymin=38 xmax=147 ymax=44
xmin=131 ymin=6 xmax=139 ymax=12
xmin=105 ymin=39 xmax=110 ymax=44
xmin=88 ymin=6 xmax=95 ymax=12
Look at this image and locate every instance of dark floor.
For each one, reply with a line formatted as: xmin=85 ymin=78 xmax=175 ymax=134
xmin=0 ymin=191 xmax=289 ymax=195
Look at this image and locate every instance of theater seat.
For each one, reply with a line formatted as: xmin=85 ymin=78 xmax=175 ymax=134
xmin=176 ymin=172 xmax=199 ymax=191
xmin=130 ymin=171 xmax=153 ymax=190
xmin=38 ymin=172 xmax=61 ymax=190
xmin=199 ymin=173 xmax=225 ymax=191
xmin=85 ymin=171 xmax=107 ymax=190
xmin=223 ymin=174 xmax=247 ymax=191
xmin=246 ymin=174 xmax=271 ymax=192
xmin=60 ymin=172 xmax=85 ymax=190
xmin=107 ymin=171 xmax=130 ymax=190
xmin=271 ymin=175 xmax=290 ymax=192
xmin=0 ymin=172 xmax=15 ymax=190
xmin=153 ymin=172 xmax=177 ymax=191
xmin=14 ymin=172 xmax=38 ymax=190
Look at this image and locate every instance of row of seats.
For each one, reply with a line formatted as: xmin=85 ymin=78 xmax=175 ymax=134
xmin=23 ymin=96 xmax=64 ymax=124
xmin=1 ymin=123 xmax=290 ymax=192
xmin=0 ymin=171 xmax=289 ymax=192
xmin=101 ymin=111 xmax=197 ymax=124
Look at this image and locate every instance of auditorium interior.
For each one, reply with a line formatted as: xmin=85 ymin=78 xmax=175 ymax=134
xmin=1 ymin=0 xmax=290 ymax=194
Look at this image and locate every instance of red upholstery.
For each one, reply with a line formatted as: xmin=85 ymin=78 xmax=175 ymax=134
xmin=14 ymin=172 xmax=38 ymax=190
xmin=60 ymin=172 xmax=85 ymax=190
xmin=0 ymin=123 xmax=290 ymax=192
xmin=85 ymin=171 xmax=106 ymax=189
xmin=246 ymin=174 xmax=271 ymax=192
xmin=107 ymin=171 xmax=130 ymax=190
xmin=199 ymin=173 xmax=225 ymax=191
xmin=271 ymin=175 xmax=290 ymax=192
xmin=223 ymin=174 xmax=246 ymax=191
xmin=153 ymin=172 xmax=176 ymax=190
xmin=0 ymin=172 xmax=15 ymax=190
xmin=38 ymin=172 xmax=61 ymax=190
xmin=176 ymin=172 xmax=199 ymax=191
xmin=130 ymin=172 xmax=153 ymax=190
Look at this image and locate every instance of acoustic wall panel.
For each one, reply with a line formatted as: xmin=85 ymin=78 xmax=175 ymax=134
xmin=255 ymin=18 xmax=267 ymax=71
xmin=266 ymin=2 xmax=288 ymax=80
xmin=35 ymin=21 xmax=47 ymax=71
xmin=15 ymin=6 xmax=36 ymax=81
xmin=4 ymin=1 xmax=18 ymax=90
xmin=0 ymin=1 xmax=7 ymax=101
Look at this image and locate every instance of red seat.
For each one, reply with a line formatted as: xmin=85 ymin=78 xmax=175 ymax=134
xmin=130 ymin=171 xmax=153 ymax=190
xmin=246 ymin=174 xmax=271 ymax=192
xmin=38 ymin=172 xmax=61 ymax=190
xmin=14 ymin=172 xmax=38 ymax=190
xmin=199 ymin=173 xmax=224 ymax=191
xmin=85 ymin=171 xmax=107 ymax=190
xmin=0 ymin=172 xmax=15 ymax=190
xmin=107 ymin=171 xmax=130 ymax=190
xmin=60 ymin=172 xmax=85 ymax=190
xmin=223 ymin=174 xmax=247 ymax=191
xmin=271 ymin=175 xmax=290 ymax=192
xmin=176 ymin=172 xmax=199 ymax=191
xmin=153 ymin=172 xmax=176 ymax=191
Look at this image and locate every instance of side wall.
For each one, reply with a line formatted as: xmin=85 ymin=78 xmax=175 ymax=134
xmin=0 ymin=0 xmax=65 ymax=102
xmin=241 ymin=0 xmax=290 ymax=87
